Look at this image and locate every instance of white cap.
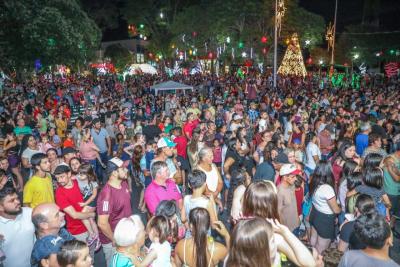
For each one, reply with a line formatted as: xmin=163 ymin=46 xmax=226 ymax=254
xmin=114 ymin=215 xmax=144 ymax=247
xmin=157 ymin=137 xmax=176 ymax=148
xmin=279 ymin=164 xmax=301 ymax=176
xmin=109 ymin=157 xmax=124 ymax=168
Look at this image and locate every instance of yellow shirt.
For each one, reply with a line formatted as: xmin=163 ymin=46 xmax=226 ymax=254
xmin=23 ymin=175 xmax=54 ymax=208
xmin=186 ymin=107 xmax=201 ymax=117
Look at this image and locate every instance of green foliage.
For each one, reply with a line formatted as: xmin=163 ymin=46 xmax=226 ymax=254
xmin=0 ymin=0 xmax=101 ymax=72
xmin=104 ymin=44 xmax=133 ymax=71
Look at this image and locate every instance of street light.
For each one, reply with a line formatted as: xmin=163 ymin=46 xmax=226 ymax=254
xmin=305 ymin=40 xmax=311 ymax=45
xmin=226 ymin=37 xmax=231 ymax=44
xmin=319 ymin=59 xmax=323 ymax=65
xmin=160 ymin=12 xmax=164 ymax=19
xmin=353 ymin=54 xmax=359 ymax=60
xmin=242 ymin=52 xmax=247 ymax=57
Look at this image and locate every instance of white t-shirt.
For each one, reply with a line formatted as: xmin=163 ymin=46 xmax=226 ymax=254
xmin=312 ymin=184 xmax=336 ymax=214
xmin=149 ymin=241 xmax=172 ymax=267
xmin=0 ymin=207 xmax=36 ymax=267
xmin=283 ymin=121 xmax=293 ymax=142
xmin=305 ymin=142 xmax=321 ymax=170
xmin=258 ymin=119 xmax=268 ymax=132
xmin=21 ymin=148 xmax=41 ymax=164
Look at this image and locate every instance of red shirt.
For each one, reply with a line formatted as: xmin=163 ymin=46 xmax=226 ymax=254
xmin=173 ymin=136 xmax=188 ymax=158
xmin=183 ymin=119 xmax=199 ymax=139
xmin=97 ymin=181 xmax=132 ymax=244
xmin=63 ymin=139 xmax=75 ymax=148
xmin=55 ymin=180 xmax=86 ymax=235
xmin=295 ymin=187 xmax=304 ymax=216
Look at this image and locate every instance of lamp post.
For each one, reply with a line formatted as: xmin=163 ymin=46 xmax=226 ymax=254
xmin=273 ymin=0 xmax=278 ymax=89
xmin=330 ymin=0 xmax=338 ymax=65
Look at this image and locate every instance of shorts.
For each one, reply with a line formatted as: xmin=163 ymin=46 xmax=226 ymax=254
xmin=223 ymin=175 xmax=230 ymax=189
xmin=176 ymin=156 xmax=190 ymax=171
xmin=7 ymin=154 xmax=20 ymax=168
xmin=309 ymin=206 xmax=336 ymax=240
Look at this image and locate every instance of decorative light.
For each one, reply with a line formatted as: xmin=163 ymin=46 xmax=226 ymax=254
xmin=160 ymin=12 xmax=164 ymax=19
xmin=179 ymin=54 xmax=184 ymax=60
xmin=285 ymin=39 xmax=290 ymax=45
xmin=189 ymin=49 xmax=192 ymax=55
xmin=389 ymin=49 xmax=395 ymax=55
xmin=353 ymin=54 xmax=359 ymax=59
xmin=276 ymin=0 xmax=286 ymax=36
xmin=192 ymin=32 xmax=197 ymax=37
xmin=277 ymin=33 xmax=307 ymax=77
xmin=319 ymin=59 xmax=323 ymax=65
xmin=208 ymin=52 xmax=213 ymax=59
xmin=262 ymin=48 xmax=267 ymax=54
xmin=226 ymin=37 xmax=231 ymax=43
xmin=171 ymin=44 xmax=175 ymax=49
xmin=261 ymin=36 xmax=268 ymax=43
xmin=192 ymin=49 xmax=197 ymax=56
xmin=241 ymin=52 xmax=247 ymax=57
xmin=376 ymin=52 xmax=381 ymax=57
xmin=158 ymin=54 xmax=163 ymax=59
xmin=139 ymin=34 xmax=143 ymax=38
xmin=139 ymin=24 xmax=144 ymax=29
xmin=143 ymin=36 xmax=147 ymax=40
xmin=326 ymin=22 xmax=334 ymax=51
xmin=238 ymin=41 xmax=244 ymax=48
xmin=305 ymin=40 xmax=311 ymax=45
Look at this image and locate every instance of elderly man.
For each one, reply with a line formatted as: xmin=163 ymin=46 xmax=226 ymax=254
xmin=0 ymin=186 xmax=35 ymax=267
xmin=31 ymin=203 xmax=74 ymax=267
xmin=144 ymin=161 xmax=182 ymax=215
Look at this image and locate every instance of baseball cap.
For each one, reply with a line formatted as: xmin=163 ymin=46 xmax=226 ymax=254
xmin=106 ymin=157 xmax=124 ymax=176
xmin=62 ymin=147 xmax=76 ymax=157
xmin=31 ymin=235 xmax=65 ymax=266
xmin=275 ymin=152 xmax=289 ymax=164
xmin=53 ymin=164 xmax=71 ymax=175
xmin=293 ymin=138 xmax=301 ymax=145
xmin=157 ymin=137 xmax=176 ymax=148
xmin=280 ymin=164 xmax=302 ymax=176
xmin=114 ymin=215 xmax=144 ymax=247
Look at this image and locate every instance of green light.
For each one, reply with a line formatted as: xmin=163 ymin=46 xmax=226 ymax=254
xmin=48 ymin=38 xmax=56 ymax=46
xmin=390 ymin=49 xmax=395 ymax=55
xmin=238 ymin=41 xmax=244 ymax=48
xmin=139 ymin=24 xmax=144 ymax=29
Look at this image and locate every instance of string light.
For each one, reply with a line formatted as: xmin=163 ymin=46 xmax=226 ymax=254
xmin=278 ymin=33 xmax=307 ymax=77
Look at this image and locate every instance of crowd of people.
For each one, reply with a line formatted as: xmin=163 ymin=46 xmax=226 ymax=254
xmin=0 ymin=71 xmax=399 ymax=267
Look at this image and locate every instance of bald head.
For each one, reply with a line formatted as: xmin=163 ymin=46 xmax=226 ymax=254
xmin=32 ymin=203 xmax=65 ymax=237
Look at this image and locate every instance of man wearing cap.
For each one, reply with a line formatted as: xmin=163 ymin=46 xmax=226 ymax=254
xmin=97 ymin=157 xmax=132 ymax=266
xmin=153 ymin=137 xmax=182 ymax=184
xmin=31 ymin=203 xmax=74 ymax=267
xmin=91 ymin=118 xmax=111 ymax=182
xmin=54 ymin=164 xmax=96 ymax=249
xmin=144 ymin=161 xmax=182 ymax=215
xmin=23 ymin=153 xmax=54 ymax=208
xmin=0 ymin=187 xmax=35 ymax=267
xmin=277 ymin=164 xmax=301 ymax=232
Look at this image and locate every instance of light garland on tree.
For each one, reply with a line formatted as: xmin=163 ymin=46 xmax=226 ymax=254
xmin=276 ymin=0 xmax=286 ymax=36
xmin=278 ymin=33 xmax=307 ymax=77
xmin=326 ymin=22 xmax=334 ymax=51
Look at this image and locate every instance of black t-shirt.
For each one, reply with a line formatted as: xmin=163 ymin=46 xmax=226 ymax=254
xmin=225 ymin=150 xmax=254 ymax=177
xmin=340 ymin=220 xmax=366 ymax=250
xmin=142 ymin=125 xmax=162 ymax=142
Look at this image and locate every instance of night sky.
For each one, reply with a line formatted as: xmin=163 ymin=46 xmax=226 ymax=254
xmin=101 ymin=0 xmax=400 ymax=41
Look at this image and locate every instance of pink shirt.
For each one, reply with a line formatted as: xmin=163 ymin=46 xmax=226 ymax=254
xmin=144 ymin=179 xmax=182 ymax=215
xmin=79 ymin=141 xmax=98 ymax=161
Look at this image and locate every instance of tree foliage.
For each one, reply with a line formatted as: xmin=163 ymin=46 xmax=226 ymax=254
xmin=104 ymin=44 xmax=133 ymax=71
xmin=0 ymin=0 xmax=101 ymax=72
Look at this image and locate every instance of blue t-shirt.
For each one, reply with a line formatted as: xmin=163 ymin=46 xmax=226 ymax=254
xmin=109 ymin=252 xmax=135 ymax=267
xmin=355 ymin=133 xmax=369 ymax=156
xmin=91 ymin=128 xmax=109 ymax=153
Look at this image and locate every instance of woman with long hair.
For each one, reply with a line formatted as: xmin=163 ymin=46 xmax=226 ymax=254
xmin=309 ymin=161 xmax=341 ymax=254
xmin=187 ymin=129 xmax=204 ymax=169
xmin=20 ymin=134 xmax=40 ymax=181
xmin=79 ymin=128 xmax=106 ymax=178
xmin=46 ymin=148 xmax=63 ymax=174
xmin=174 ymin=208 xmax=229 ymax=267
xmin=332 ymin=141 xmax=360 ymax=189
xmin=225 ymin=218 xmax=273 ymax=267
xmin=228 ymin=168 xmax=251 ymax=221
xmin=3 ymin=130 xmax=23 ymax=190
xmin=131 ymin=144 xmax=146 ymax=212
xmin=241 ymin=181 xmax=316 ymax=267
xmin=338 ymin=160 xmax=359 ymax=213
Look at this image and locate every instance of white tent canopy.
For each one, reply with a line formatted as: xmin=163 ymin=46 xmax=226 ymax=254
xmin=150 ymin=80 xmax=193 ymax=95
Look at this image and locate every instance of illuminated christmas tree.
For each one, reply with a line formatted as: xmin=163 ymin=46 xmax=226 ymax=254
xmin=278 ymin=33 xmax=307 ymax=77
